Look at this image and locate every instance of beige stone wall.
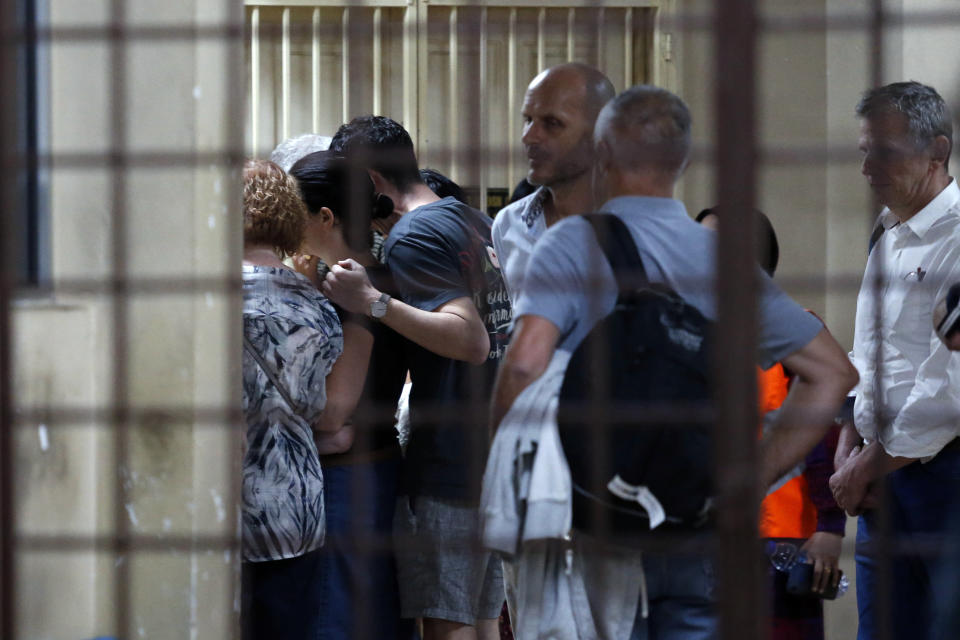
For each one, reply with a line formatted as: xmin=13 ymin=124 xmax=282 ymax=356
xmin=12 ymin=0 xmax=242 ymax=638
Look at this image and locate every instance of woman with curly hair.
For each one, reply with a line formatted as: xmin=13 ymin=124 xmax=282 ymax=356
xmin=240 ymin=159 xmax=343 ymax=640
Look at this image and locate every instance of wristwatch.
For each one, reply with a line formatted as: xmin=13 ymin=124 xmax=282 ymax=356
xmin=370 ymin=292 xmax=391 ymax=319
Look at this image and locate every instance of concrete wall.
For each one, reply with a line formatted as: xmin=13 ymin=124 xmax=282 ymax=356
xmin=11 ymin=0 xmax=242 ymax=638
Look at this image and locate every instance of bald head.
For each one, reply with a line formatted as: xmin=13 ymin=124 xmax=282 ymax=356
xmin=527 ymin=63 xmax=616 ymax=121
xmin=595 ymin=85 xmax=692 ymax=181
xmin=521 ymin=64 xmax=615 ymax=189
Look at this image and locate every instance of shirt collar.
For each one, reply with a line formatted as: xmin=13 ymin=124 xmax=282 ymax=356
xmin=521 ymin=187 xmax=549 ymax=229
xmin=600 ymin=195 xmax=689 ymax=220
xmin=882 ymin=177 xmax=959 ymax=239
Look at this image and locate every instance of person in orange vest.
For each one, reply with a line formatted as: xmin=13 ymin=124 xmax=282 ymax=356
xmin=699 ymin=208 xmax=845 ymax=640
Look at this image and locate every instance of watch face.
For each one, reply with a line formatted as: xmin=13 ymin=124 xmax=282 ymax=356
xmin=371 ymin=300 xmax=388 ymax=318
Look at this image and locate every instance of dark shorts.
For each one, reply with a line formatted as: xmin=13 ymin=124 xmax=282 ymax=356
xmin=394 ymin=495 xmax=505 ymax=625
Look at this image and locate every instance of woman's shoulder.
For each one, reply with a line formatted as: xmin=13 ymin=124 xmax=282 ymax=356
xmin=244 ymin=265 xmax=340 ymax=329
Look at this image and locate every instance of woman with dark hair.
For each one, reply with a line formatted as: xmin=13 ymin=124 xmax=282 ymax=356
xmin=289 ymin=150 xmax=413 ymax=640
xmin=240 ymin=159 xmax=344 ymax=640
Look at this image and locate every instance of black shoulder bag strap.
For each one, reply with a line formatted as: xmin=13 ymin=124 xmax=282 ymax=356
xmin=581 ymin=213 xmax=649 ymax=297
xmin=242 ymin=335 xmax=306 ymax=418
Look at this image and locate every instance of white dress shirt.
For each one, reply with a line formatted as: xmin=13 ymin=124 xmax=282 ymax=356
xmin=491 ymin=187 xmax=548 ymax=304
xmin=852 ymin=178 xmax=960 ymax=459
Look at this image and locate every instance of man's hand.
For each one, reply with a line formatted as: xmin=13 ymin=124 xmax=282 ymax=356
xmin=321 ymin=259 xmax=381 ymax=315
xmin=800 ymin=532 xmax=842 ymax=593
xmin=834 ymin=420 xmax=862 ymax=471
xmin=292 ymin=253 xmax=321 ymax=289
xmin=829 ymin=446 xmax=870 ymax=515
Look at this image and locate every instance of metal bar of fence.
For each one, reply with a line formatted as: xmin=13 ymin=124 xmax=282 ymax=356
xmin=868 ymin=4 xmax=892 ymax=640
xmin=566 ymin=8 xmax=575 ymax=62
xmin=0 ymin=0 xmax=17 ymax=633
xmin=108 ymin=0 xmax=132 ymax=636
xmin=714 ymin=1 xmax=762 ymax=640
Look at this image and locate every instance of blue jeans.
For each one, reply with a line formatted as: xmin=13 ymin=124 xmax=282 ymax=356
xmin=855 ymin=445 xmax=960 ymax=640
xmin=628 ymin=552 xmax=717 ymax=640
xmin=317 ymin=456 xmax=414 ymax=640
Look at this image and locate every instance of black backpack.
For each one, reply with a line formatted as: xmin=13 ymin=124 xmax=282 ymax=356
xmin=557 ymin=213 xmax=715 ymax=541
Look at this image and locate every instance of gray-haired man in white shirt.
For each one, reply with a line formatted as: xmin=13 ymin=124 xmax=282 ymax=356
xmin=829 ymin=81 xmax=960 ymax=640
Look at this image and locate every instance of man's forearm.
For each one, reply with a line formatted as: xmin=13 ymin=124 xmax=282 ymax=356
xmin=381 ymin=297 xmax=490 ymax=365
xmin=760 ymin=378 xmax=847 ymax=490
xmin=490 ymin=364 xmax=541 ymax=435
xmin=834 ymin=420 xmax=863 ymax=469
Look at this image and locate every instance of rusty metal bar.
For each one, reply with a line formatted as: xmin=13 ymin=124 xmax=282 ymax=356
xmin=108 ymin=0 xmax=132 ymax=637
xmin=0 ymin=0 xmax=17 ymax=634
xmin=714 ymin=1 xmax=762 ymax=640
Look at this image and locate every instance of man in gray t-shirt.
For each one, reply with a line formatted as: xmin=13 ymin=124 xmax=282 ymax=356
xmin=491 ymin=86 xmax=859 ymax=639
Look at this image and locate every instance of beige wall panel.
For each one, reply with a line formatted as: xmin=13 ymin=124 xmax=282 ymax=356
xmin=49 ymin=168 xmax=112 ymax=283
xmin=48 ymin=42 xmax=111 ymax=156
xmin=17 ymin=551 xmax=100 ymax=639
xmin=127 ymin=43 xmax=199 ymax=152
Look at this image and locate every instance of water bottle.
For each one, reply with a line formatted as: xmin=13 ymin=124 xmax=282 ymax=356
xmin=765 ymin=541 xmax=849 ymax=598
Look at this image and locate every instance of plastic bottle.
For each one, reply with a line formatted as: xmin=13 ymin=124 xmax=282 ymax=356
xmin=765 ymin=541 xmax=849 ymax=597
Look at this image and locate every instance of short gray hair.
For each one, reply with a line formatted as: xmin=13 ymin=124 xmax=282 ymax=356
xmin=269 ymin=133 xmax=332 ymax=171
xmin=594 ymin=85 xmax=691 ymax=178
xmin=856 ymin=81 xmax=953 ymax=155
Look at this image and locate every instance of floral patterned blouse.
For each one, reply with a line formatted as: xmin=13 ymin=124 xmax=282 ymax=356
xmin=241 ymin=265 xmax=343 ymax=562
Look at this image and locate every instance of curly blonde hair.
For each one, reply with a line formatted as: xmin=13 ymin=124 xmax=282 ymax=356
xmin=243 ymin=159 xmax=308 ymax=257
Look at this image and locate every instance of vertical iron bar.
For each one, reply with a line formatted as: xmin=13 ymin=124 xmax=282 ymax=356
xmin=868 ymin=4 xmax=891 ymax=640
xmin=714 ymin=1 xmax=762 ymax=640
xmin=108 ymin=0 xmax=131 ymax=636
xmin=224 ymin=0 xmax=246 ymax=632
xmin=0 ymin=0 xmax=17 ymax=634
xmin=566 ymin=8 xmax=575 ymax=62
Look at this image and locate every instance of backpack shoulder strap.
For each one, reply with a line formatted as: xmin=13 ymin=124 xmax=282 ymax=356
xmin=581 ymin=212 xmax=648 ymax=295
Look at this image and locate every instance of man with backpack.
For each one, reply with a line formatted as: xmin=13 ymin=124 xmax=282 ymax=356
xmin=490 ymin=86 xmax=858 ymax=639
